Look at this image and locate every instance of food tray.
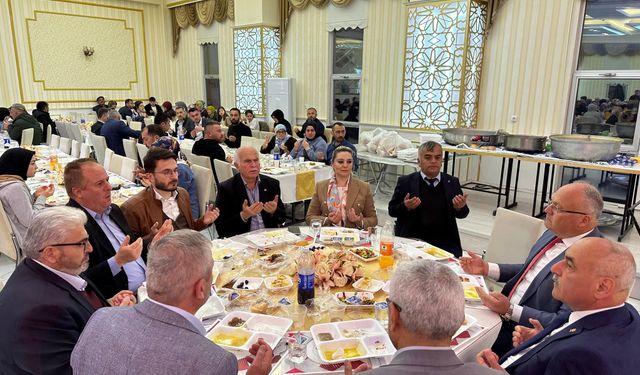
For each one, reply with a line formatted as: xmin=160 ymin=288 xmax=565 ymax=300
xmin=453 ymin=314 xmax=478 ymax=338
xmin=335 ymin=291 xmax=376 ymax=307
xmin=352 ymin=277 xmax=385 ymax=293
xmin=210 ymin=239 xmax=246 ymax=262
xmin=195 ymin=294 xmax=226 ymax=321
xmin=208 ymin=311 xmax=292 ymax=351
xmin=401 ymin=241 xmax=454 ymax=261
xmin=261 ymin=167 xmax=289 ymax=175
xmin=349 ymin=247 xmax=379 ymax=262
xmin=245 ymin=229 xmax=300 ymax=248
xmin=310 ymin=319 xmax=395 ymax=364
xmin=462 ymin=282 xmax=481 ymax=302
xmin=319 ymin=227 xmax=361 ymax=244
xmin=233 ymin=277 xmax=263 ymax=291
xmin=264 ymin=275 xmax=293 ymax=292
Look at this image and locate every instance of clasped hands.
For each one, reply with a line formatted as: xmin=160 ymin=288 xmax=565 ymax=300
xmin=326 ymin=208 xmax=362 ymax=225
xmin=241 ymin=195 xmax=279 ymax=221
xmin=476 ymin=318 xmax=543 ymax=372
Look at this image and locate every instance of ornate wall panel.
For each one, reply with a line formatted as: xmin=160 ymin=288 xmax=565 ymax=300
xmin=5 ymin=0 xmax=153 ymax=105
xmin=26 ymin=11 xmax=137 ymax=90
xmin=401 ymin=0 xmax=488 ymax=131
xmin=233 ymin=26 xmax=281 ymax=115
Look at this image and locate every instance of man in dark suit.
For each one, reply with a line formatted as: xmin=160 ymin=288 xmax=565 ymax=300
xmin=460 ymin=182 xmax=603 ymax=356
xmin=71 ymin=230 xmax=274 ymax=375
xmin=186 ymin=107 xmax=211 ymax=140
xmin=118 ymin=98 xmax=135 ymax=120
xmin=144 ymin=96 xmax=163 ymax=116
xmin=477 ymin=237 xmax=640 ymax=374
xmin=99 ymin=110 xmax=140 ymax=156
xmin=91 ymin=107 xmax=108 ymax=135
xmin=92 ymin=96 xmax=107 ymax=113
xmin=174 ymin=104 xmax=195 ymax=136
xmin=215 ymin=147 xmax=286 ymax=238
xmin=0 ymin=206 xmax=133 ymax=374
xmin=388 ymin=141 xmax=469 ymax=257
xmin=347 ymin=260 xmax=501 ymax=375
xmin=32 ymin=101 xmax=57 ymax=142
xmin=64 ymin=158 xmax=171 ymax=298
xmin=192 ymin=122 xmax=232 ymax=185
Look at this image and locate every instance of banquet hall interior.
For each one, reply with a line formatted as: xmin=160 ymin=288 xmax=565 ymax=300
xmin=1 ymin=0 xmax=640 ymax=373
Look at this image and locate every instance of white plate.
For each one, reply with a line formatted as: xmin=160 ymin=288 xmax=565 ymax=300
xmin=348 ymin=247 xmax=379 ymax=262
xmin=264 ymin=275 xmax=293 ymax=292
xmin=401 ymin=242 xmax=454 ymax=261
xmin=233 ymin=277 xmax=263 ymax=291
xmin=335 ymin=291 xmax=376 ymax=307
xmin=352 ymin=278 xmax=385 ymax=293
xmin=319 ymin=227 xmax=361 ymax=244
xmin=220 ymin=311 xmax=254 ymax=328
xmin=457 ymin=274 xmax=480 ymax=287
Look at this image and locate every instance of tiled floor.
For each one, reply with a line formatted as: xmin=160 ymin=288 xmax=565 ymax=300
xmin=2 ymin=184 xmax=639 ymax=311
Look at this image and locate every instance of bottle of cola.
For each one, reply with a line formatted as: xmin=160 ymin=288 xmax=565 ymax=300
xmin=297 ymin=248 xmax=315 ymax=305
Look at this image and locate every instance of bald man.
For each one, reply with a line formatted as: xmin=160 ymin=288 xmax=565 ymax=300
xmin=477 ymin=237 xmax=640 ymax=374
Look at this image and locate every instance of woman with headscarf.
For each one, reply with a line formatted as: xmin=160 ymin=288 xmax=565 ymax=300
xmin=195 ymin=100 xmax=208 ymax=118
xmin=0 ymin=148 xmax=54 ymax=249
xmin=305 ymin=146 xmax=377 ymax=229
xmin=290 ymin=123 xmax=327 ymax=162
xmin=270 ymin=109 xmax=292 ymax=135
xmin=261 ymin=124 xmax=296 ymax=155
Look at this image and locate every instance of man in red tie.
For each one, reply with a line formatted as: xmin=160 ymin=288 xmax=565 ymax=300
xmin=460 ymin=182 xmax=603 ymax=356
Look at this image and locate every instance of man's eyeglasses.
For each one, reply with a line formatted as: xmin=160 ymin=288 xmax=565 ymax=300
xmin=547 ymin=201 xmax=590 ymax=216
xmin=153 ymin=168 xmax=179 ymax=177
xmin=39 ymin=238 xmax=90 ymax=253
xmin=386 ymin=297 xmax=402 ymax=312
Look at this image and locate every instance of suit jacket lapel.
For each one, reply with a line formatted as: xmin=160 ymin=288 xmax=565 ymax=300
xmin=345 ymin=177 xmax=360 ymax=210
xmin=519 ymin=251 xmax=564 ymax=303
xmin=69 ymin=199 xmax=118 ymax=257
xmin=25 ymin=258 xmax=97 ymax=315
xmin=410 ymin=172 xmax=421 ymax=197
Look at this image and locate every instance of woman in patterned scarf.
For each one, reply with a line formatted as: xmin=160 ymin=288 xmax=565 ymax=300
xmin=305 ymin=146 xmax=377 ymax=229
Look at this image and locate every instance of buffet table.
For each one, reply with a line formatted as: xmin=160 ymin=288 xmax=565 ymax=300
xmin=441 ymin=144 xmax=640 ymax=241
xmin=202 ymin=228 xmax=501 ymax=373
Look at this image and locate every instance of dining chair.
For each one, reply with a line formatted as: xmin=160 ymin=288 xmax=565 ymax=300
xmin=20 ymin=128 xmax=34 ymax=146
xmin=122 ymin=139 xmax=139 ymax=161
xmin=58 ymin=137 xmax=72 ymax=155
xmin=0 ymin=199 xmax=21 ymax=264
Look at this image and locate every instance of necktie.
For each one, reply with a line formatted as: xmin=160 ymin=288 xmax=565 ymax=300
xmin=81 ymin=285 xmax=108 ymax=309
xmin=508 ymin=237 xmax=563 ymax=299
xmin=426 ymin=178 xmax=437 ymax=187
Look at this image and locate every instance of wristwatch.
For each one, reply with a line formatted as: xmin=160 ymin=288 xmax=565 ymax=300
xmin=500 ymin=304 xmax=514 ymax=321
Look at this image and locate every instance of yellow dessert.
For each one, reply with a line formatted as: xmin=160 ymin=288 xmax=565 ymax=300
xmin=211 ymin=331 xmax=250 ymax=347
xmin=323 ymin=347 xmax=361 ymax=361
xmin=464 ymin=287 xmax=479 ymax=299
xmin=212 ymin=248 xmax=233 ymax=261
xmin=424 ymin=246 xmax=451 ymax=258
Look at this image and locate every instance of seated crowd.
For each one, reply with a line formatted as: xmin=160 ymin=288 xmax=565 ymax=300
xmin=0 ymin=97 xmax=639 ymax=374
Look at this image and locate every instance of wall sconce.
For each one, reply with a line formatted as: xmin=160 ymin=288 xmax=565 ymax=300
xmin=83 ymin=46 xmax=94 ymax=57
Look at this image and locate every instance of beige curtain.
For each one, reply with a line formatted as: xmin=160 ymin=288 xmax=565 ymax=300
xmin=290 ymin=0 xmax=310 ymax=9
xmin=310 ymin=0 xmax=329 ymax=7
xmin=487 ymin=0 xmax=507 ymax=29
xmin=227 ymin=0 xmax=235 ymax=21
xmin=280 ymin=0 xmax=292 ymax=44
xmin=214 ymin=0 xmax=228 ymax=22
xmin=174 ymin=5 xmax=190 ymax=29
xmin=186 ymin=4 xmax=199 ymax=26
xmin=196 ymin=0 xmax=215 ymax=25
xmin=171 ymin=9 xmax=181 ymax=55
xmin=331 ymin=0 xmax=351 ymax=7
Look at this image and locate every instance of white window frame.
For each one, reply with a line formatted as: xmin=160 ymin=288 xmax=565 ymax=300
xmin=329 ymin=28 xmax=363 ymax=128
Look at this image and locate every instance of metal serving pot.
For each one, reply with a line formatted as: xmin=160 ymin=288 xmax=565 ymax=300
xmin=614 ymin=122 xmax=636 ymax=138
xmin=576 ymin=123 xmax=610 ymax=135
xmin=549 ymin=134 xmax=623 ymax=162
xmin=442 ymin=128 xmax=504 ymax=146
xmin=503 ymin=134 xmax=547 ymax=153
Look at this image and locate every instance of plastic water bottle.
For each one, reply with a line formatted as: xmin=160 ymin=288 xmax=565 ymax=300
xmin=272 ymin=147 xmax=280 ymax=167
xmin=297 ymin=249 xmax=315 ymax=305
xmin=378 ymin=221 xmax=395 ymax=268
xmin=178 ymin=125 xmax=185 ymax=142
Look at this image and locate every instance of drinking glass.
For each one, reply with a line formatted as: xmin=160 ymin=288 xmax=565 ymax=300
xmin=287 ymin=336 xmax=309 ymax=364
xmin=310 ymin=218 xmax=323 ymax=242
xmin=287 ymin=304 xmax=307 ymax=331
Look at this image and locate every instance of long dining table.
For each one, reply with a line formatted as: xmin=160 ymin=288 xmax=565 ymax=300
xmin=204 ymin=227 xmax=501 ymax=374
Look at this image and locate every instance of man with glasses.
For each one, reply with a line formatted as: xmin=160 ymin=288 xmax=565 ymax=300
xmin=66 ymin=159 xmax=171 ymax=299
xmin=0 ymin=207 xmax=135 ymax=374
xmin=460 ymin=181 xmax=604 ymax=356
xmin=121 ymin=148 xmax=219 ymax=239
xmin=346 ymin=260 xmax=500 ymax=375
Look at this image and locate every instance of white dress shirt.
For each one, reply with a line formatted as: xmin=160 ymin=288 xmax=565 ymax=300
xmin=33 ymin=259 xmax=87 ymax=291
xmin=500 ymin=303 xmax=625 ymax=368
xmin=487 ymin=230 xmax=592 ymax=322
xmin=154 ymin=188 xmax=180 ymax=221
